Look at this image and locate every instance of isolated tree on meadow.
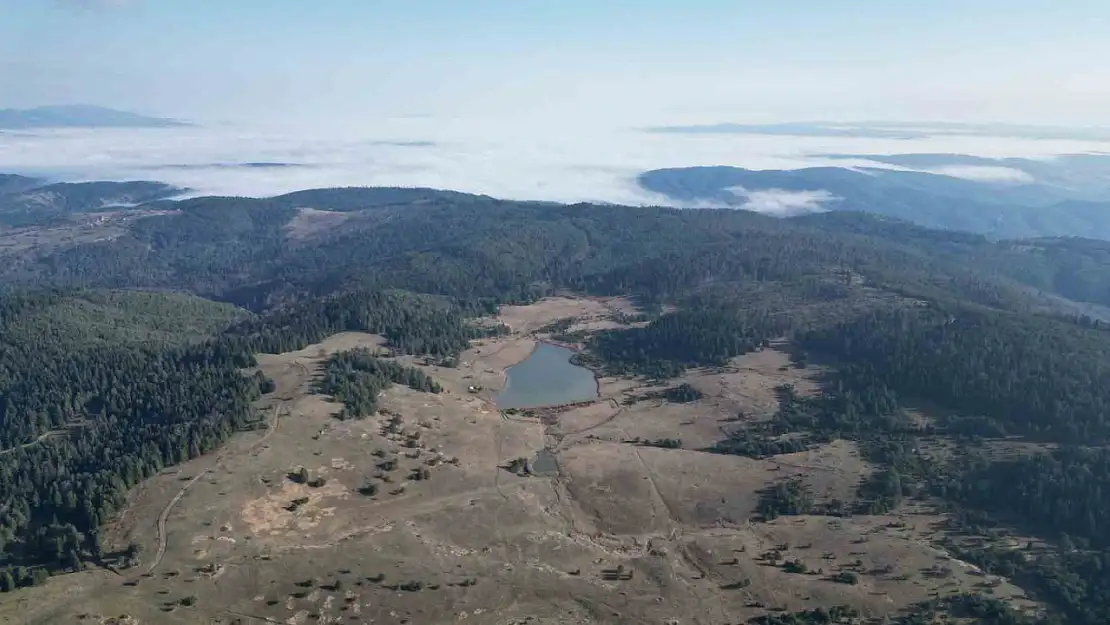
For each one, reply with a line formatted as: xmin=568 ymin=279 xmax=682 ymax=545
xmin=0 ymin=570 xmax=14 ymax=592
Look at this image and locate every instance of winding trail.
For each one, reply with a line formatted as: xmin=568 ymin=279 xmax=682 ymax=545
xmin=145 ymin=469 xmax=211 ymax=574
xmin=249 ymin=401 xmax=286 ymax=456
xmin=145 ymin=359 xmax=306 ymax=574
xmin=290 ymin=359 xmax=310 ymax=380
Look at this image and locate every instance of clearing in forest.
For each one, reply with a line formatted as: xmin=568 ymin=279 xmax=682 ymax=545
xmin=0 ymin=297 xmax=1035 ymax=625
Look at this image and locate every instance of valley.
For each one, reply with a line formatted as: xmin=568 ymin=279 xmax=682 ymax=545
xmin=1 ymin=298 xmax=1040 ymax=625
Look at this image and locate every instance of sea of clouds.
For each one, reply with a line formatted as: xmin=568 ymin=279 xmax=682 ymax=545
xmin=2 ymin=116 xmax=1110 ymax=213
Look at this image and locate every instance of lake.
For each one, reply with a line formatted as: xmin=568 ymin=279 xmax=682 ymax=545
xmin=496 ymin=343 xmax=599 ymax=409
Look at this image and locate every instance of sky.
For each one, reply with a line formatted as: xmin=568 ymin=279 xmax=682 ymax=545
xmin=3 ymin=1 xmax=1110 ymax=208
xmin=2 ymin=0 xmax=1110 ymax=127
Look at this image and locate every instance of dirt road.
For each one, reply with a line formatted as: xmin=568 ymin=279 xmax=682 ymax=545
xmin=144 ymin=468 xmax=212 ymax=574
xmin=0 ymin=429 xmax=64 ymax=456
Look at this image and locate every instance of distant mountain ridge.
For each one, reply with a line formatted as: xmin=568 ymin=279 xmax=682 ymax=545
xmin=0 ymin=105 xmax=188 ymax=129
xmin=0 ymin=174 xmax=44 ymax=195
xmin=645 ymin=121 xmax=1110 ymax=142
xmin=638 ymin=160 xmax=1110 ymax=241
xmin=0 ymin=178 xmax=182 ymax=227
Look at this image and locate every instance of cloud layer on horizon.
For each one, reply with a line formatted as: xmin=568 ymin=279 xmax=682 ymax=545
xmin=2 ymin=119 xmax=1110 ymax=211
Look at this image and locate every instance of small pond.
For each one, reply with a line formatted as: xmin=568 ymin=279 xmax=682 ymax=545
xmin=529 ymin=448 xmax=559 ymax=476
xmin=496 ymin=343 xmax=599 ymax=409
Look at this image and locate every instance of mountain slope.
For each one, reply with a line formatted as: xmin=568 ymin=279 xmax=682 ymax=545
xmin=1 ymin=290 xmax=249 ymax=349
xmin=793 ymin=211 xmax=1110 ymax=310
xmin=0 ymin=174 xmax=43 ymax=195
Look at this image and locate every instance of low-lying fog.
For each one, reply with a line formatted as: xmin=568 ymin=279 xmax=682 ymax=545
xmin=3 ymin=116 xmax=1110 ymax=210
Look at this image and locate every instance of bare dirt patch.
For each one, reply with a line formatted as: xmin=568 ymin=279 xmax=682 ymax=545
xmin=240 ymin=474 xmax=351 ymax=536
xmin=284 ymin=207 xmax=354 ymax=241
xmin=565 ymin=318 xmax=629 ymax=333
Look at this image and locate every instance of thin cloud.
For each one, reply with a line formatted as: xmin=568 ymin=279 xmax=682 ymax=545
xmin=927 ymin=165 xmax=1034 ymax=183
xmin=728 ymin=187 xmax=839 ymax=216
xmin=56 ymin=0 xmax=133 ymax=10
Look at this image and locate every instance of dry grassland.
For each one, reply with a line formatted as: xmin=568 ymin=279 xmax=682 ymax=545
xmin=0 ymin=297 xmax=1034 ymax=625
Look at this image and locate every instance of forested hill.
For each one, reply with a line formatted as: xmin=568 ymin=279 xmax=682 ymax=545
xmin=796 ymin=211 xmax=1110 ymax=310
xmin=2 ymin=184 xmax=1110 ymax=622
xmin=0 ymin=184 xmax=1102 ymax=313
xmin=0 ymin=179 xmax=181 ymax=227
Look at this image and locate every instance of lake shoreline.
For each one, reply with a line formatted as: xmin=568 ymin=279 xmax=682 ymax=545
xmin=534 ymin=336 xmax=605 ymax=398
xmin=495 ymin=341 xmax=600 ymax=410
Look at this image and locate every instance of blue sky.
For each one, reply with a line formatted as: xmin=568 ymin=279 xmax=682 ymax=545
xmin=1 ymin=0 xmax=1108 ymax=125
